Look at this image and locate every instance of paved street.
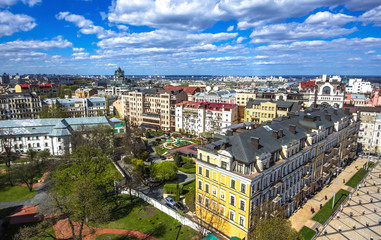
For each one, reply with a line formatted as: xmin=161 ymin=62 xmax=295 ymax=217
xmin=316 ymin=159 xmax=381 ymax=240
xmin=289 ymin=157 xmax=368 ymax=231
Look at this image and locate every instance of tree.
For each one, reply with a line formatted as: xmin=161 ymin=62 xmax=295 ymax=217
xmin=39 ymin=104 xmax=68 ymax=119
xmin=249 ymin=217 xmax=301 ymax=240
xmin=67 ymin=89 xmax=72 ymax=98
xmin=151 ymin=161 xmax=177 ymax=181
xmin=173 ymin=153 xmax=183 ymax=167
xmin=13 ymin=149 xmax=45 ymax=192
xmin=0 ymin=128 xmax=18 ymax=168
xmin=13 ymin=216 xmax=58 ymax=240
xmin=117 ymin=118 xmax=145 ymax=158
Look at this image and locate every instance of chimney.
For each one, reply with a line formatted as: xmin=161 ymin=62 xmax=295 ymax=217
xmin=334 ymin=109 xmax=338 ymax=115
xmin=325 ymin=114 xmax=331 ymax=121
xmin=251 ymin=137 xmax=260 ymax=150
xmin=226 ymin=129 xmax=233 ymax=136
xmin=272 ymin=130 xmax=278 ymax=139
xmin=344 ymin=108 xmax=350 ymax=115
xmin=279 ymin=129 xmax=284 ymax=138
xmin=289 ymin=124 xmax=296 ymax=134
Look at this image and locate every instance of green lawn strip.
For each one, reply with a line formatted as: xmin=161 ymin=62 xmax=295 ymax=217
xmin=312 ymin=189 xmax=349 ymax=225
xmin=178 ymin=167 xmax=196 ymax=174
xmin=96 ymin=234 xmax=140 ymax=240
xmin=0 ymin=171 xmax=9 ymax=183
xmin=345 ymin=168 xmax=368 ymax=188
xmin=0 ymin=185 xmax=36 ymax=202
xmin=154 ymin=146 xmax=169 ymax=155
xmin=100 ymin=197 xmax=196 ymax=240
xmin=186 ymin=139 xmax=202 ymax=145
xmin=299 ymin=226 xmax=316 ymax=240
xmin=182 ymin=180 xmax=195 ymax=195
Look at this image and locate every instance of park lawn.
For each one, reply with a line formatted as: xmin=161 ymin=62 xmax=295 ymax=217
xmin=182 ymin=180 xmax=195 ymax=195
xmin=0 ymin=185 xmax=36 ymax=202
xmin=346 ymin=168 xmax=367 ymax=188
xmin=154 ymin=146 xmax=169 ymax=155
xmin=100 ymin=197 xmax=197 ymax=240
xmin=299 ymin=226 xmax=315 ymax=240
xmin=178 ymin=167 xmax=196 ymax=174
xmin=312 ymin=189 xmax=349 ymax=224
xmin=96 ymin=234 xmax=140 ymax=240
xmin=0 ymin=171 xmax=8 ymax=183
xmin=187 ymin=139 xmax=202 ymax=145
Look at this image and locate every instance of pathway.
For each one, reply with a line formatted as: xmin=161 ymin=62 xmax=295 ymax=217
xmin=316 ymin=159 xmax=381 ymax=240
xmin=289 ymin=157 xmax=368 ymax=231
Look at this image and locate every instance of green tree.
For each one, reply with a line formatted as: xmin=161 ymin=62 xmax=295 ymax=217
xmin=173 ymin=153 xmax=183 ymax=167
xmin=249 ymin=217 xmax=301 ymax=240
xmin=151 ymin=161 xmax=177 ymax=181
xmin=39 ymin=104 xmax=68 ymax=119
xmin=67 ymin=89 xmax=72 ymax=98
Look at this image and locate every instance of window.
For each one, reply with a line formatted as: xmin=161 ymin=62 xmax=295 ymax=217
xmin=229 ymin=210 xmax=235 ymax=221
xmin=58 ymin=138 xmax=61 ymax=142
xmin=220 ymin=189 xmax=225 ymax=201
xmin=239 ymin=215 xmax=245 ymax=227
xmin=205 ymin=183 xmax=209 ymax=194
xmin=198 ymin=180 xmax=203 ymax=190
xmin=199 ymin=166 xmax=202 ymax=175
xmin=241 ymin=183 xmax=246 ymax=194
xmin=231 ymin=179 xmax=235 ymax=189
xmin=230 ymin=194 xmax=235 ymax=206
xmin=240 ymin=199 xmax=245 ymax=211
xmin=212 ymin=201 xmax=217 ymax=211
xmin=206 ymin=169 xmax=210 ymax=178
xmin=205 ymin=197 xmax=209 ymax=207
xmin=220 ymin=205 xmax=225 ymax=215
xmin=198 ymin=194 xmax=203 ymax=204
xmin=45 ymin=143 xmax=48 ymax=147
xmin=207 ymin=155 xmax=210 ymax=162
xmin=212 ymin=186 xmax=217 ymax=196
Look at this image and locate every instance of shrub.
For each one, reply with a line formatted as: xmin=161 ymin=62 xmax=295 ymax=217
xmin=151 ymin=161 xmax=177 ymax=181
xmin=173 ymin=153 xmax=183 ymax=167
xmin=182 ymin=162 xmax=195 ymax=169
xmin=164 ymin=183 xmax=183 ymax=195
xmin=185 ymin=190 xmax=195 ymax=212
xmin=122 ymin=156 xmax=131 ymax=164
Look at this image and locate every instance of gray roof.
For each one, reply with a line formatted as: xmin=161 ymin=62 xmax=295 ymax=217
xmin=0 ymin=116 xmax=111 ymax=136
xmin=202 ymin=108 xmax=348 ymax=164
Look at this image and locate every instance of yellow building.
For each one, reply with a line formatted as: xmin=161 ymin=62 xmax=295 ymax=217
xmin=195 ymin=108 xmax=359 ymax=239
xmin=236 ymin=92 xmax=256 ymax=122
xmin=244 ymin=99 xmax=302 ymax=123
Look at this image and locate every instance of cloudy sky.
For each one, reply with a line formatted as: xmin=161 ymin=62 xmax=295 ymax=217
xmin=1 ymin=0 xmax=381 ymax=75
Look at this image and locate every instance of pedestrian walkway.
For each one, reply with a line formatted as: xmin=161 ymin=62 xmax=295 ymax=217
xmin=316 ymin=159 xmax=381 ymax=240
xmin=289 ymin=157 xmax=368 ymax=231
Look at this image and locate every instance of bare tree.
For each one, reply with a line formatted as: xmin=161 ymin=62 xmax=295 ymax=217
xmin=0 ymin=128 xmax=17 ymax=168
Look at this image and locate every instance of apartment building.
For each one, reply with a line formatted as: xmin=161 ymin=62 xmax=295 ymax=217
xmin=195 ymin=108 xmax=359 ymax=239
xmin=75 ymin=88 xmax=97 ymax=98
xmin=163 ymin=86 xmax=201 ymax=100
xmin=193 ymin=90 xmax=236 ymax=104
xmin=346 ymin=78 xmax=373 ymax=94
xmin=236 ymin=91 xmax=256 ymax=122
xmin=175 ymin=101 xmax=239 ymax=135
xmin=122 ymin=88 xmax=188 ymax=131
xmin=42 ymin=97 xmax=107 ymax=118
xmin=244 ymin=99 xmax=302 ymax=123
xmin=0 ymin=116 xmax=111 ymax=155
xmin=15 ymin=83 xmax=57 ymax=98
xmin=0 ymin=92 xmax=41 ymax=120
xmin=357 ymin=108 xmax=381 ymax=154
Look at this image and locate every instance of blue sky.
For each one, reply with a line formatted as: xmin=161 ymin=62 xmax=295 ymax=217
xmin=1 ymin=0 xmax=381 ymax=75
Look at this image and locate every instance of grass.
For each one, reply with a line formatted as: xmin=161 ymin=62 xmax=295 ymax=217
xmin=100 ymin=196 xmax=197 ymax=240
xmin=154 ymin=146 xmax=169 ymax=155
xmin=299 ymin=226 xmax=316 ymax=240
xmin=0 ymin=171 xmax=9 ymax=183
xmin=178 ymin=167 xmax=196 ymax=174
xmin=96 ymin=234 xmax=140 ymax=240
xmin=187 ymin=139 xmax=202 ymax=145
xmin=0 ymin=185 xmax=36 ymax=202
xmin=312 ymin=189 xmax=349 ymax=224
xmin=346 ymin=168 xmax=368 ymax=188
xmin=182 ymin=180 xmax=195 ymax=195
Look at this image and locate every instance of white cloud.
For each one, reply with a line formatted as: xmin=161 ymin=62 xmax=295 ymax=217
xmin=72 ymin=52 xmax=90 ymax=59
xmin=360 ymin=5 xmax=381 ymax=26
xmin=116 ymin=24 xmax=129 ymax=31
xmin=0 ymin=10 xmax=36 ymax=37
xmin=21 ymin=0 xmax=41 ymax=7
xmin=0 ymin=36 xmax=72 ymax=52
xmin=227 ymin=25 xmax=234 ymax=31
xmin=56 ymin=12 xmax=117 ymax=39
xmin=236 ymin=36 xmax=245 ymax=44
xmin=250 ymin=11 xmax=357 ymax=43
xmin=0 ymin=0 xmax=40 ymax=7
xmin=73 ymin=47 xmax=85 ymax=52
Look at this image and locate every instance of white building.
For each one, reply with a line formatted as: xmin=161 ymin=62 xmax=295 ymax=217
xmin=175 ymin=101 xmax=239 ymax=135
xmin=0 ymin=116 xmax=111 ymax=155
xmin=305 ymin=75 xmax=346 ymax=107
xmin=346 ymin=78 xmax=373 ymax=94
xmin=358 ymin=112 xmax=381 ymax=154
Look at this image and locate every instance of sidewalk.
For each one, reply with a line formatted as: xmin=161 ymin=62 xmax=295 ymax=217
xmin=289 ymin=157 xmax=368 ymax=232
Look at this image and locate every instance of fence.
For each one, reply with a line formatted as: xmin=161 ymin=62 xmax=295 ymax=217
xmin=121 ymin=188 xmax=202 ymax=233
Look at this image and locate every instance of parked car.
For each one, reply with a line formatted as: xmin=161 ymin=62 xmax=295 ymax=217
xmin=160 ymin=155 xmax=166 ymax=160
xmin=164 ymin=197 xmax=176 ymax=208
xmin=174 ymin=202 xmax=188 ymax=213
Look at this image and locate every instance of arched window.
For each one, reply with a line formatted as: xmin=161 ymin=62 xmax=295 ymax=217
xmin=322 ymin=86 xmax=331 ymax=94
xmin=199 ymin=153 xmax=202 ymax=159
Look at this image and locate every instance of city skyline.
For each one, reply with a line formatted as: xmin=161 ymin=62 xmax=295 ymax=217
xmin=1 ymin=0 xmax=381 ymax=75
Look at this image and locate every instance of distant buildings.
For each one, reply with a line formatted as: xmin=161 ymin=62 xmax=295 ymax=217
xmin=244 ymin=99 xmax=302 ymax=123
xmin=15 ymin=83 xmax=57 ymax=98
xmin=299 ymin=80 xmax=315 ymax=91
xmin=193 ymin=89 xmax=236 ymax=104
xmin=175 ymin=101 xmax=239 ymax=135
xmin=0 ymin=92 xmax=41 ymax=120
xmin=195 ymin=108 xmax=359 ymax=239
xmin=0 ymin=116 xmax=111 ymax=155
xmin=75 ymin=88 xmax=97 ymax=98
xmin=346 ymin=78 xmax=373 ymax=94
xmin=0 ymin=73 xmax=10 ymax=84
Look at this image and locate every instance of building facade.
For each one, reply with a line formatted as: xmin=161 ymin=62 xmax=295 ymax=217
xmin=346 ymin=78 xmax=373 ymax=94
xmin=122 ymin=89 xmax=188 ymax=131
xmin=0 ymin=93 xmax=41 ymax=120
xmin=193 ymin=90 xmax=236 ymax=104
xmin=358 ymin=111 xmax=381 ymax=154
xmin=244 ymin=100 xmax=302 ymax=123
xmin=0 ymin=116 xmax=111 ymax=155
xmin=15 ymin=83 xmax=57 ymax=98
xmin=175 ymin=101 xmax=239 ymax=135
xmin=305 ymin=75 xmax=345 ymax=108
xmin=75 ymin=88 xmax=97 ymax=98
xmin=195 ymin=108 xmax=359 ymax=239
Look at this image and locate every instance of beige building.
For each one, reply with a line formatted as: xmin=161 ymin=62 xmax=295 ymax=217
xmin=0 ymin=92 xmax=41 ymax=120
xmin=122 ymin=88 xmax=188 ymax=131
xmin=15 ymin=83 xmax=57 ymax=98
xmin=236 ymin=91 xmax=256 ymax=121
xmin=75 ymin=88 xmax=97 ymax=98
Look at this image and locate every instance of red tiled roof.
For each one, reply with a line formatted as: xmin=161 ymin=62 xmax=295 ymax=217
xmin=169 ymin=143 xmax=200 ymax=155
xmin=37 ymin=83 xmax=53 ymax=88
xmin=163 ymin=86 xmax=199 ymax=94
xmin=19 ymin=84 xmax=30 ymax=88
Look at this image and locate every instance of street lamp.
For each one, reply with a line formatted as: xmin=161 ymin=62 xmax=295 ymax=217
xmin=332 ymin=167 xmax=344 ymax=209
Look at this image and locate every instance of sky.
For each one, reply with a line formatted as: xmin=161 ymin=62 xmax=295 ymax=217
xmin=1 ymin=0 xmax=381 ymax=76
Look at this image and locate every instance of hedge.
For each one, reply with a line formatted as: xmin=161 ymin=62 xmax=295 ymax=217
xmin=164 ymin=184 xmax=184 ymax=195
